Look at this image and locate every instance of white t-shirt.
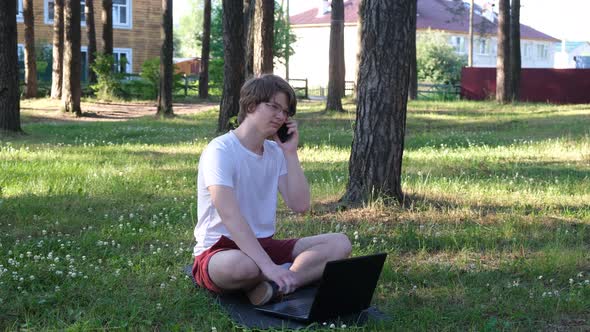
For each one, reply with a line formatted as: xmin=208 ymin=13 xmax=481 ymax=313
xmin=193 ymin=131 xmax=288 ymax=256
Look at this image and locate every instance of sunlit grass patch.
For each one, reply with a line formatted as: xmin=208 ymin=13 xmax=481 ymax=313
xmin=1 ymin=99 xmax=589 ymax=330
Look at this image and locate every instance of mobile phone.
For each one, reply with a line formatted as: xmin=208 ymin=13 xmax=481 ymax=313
xmin=277 ymin=123 xmax=292 ymax=143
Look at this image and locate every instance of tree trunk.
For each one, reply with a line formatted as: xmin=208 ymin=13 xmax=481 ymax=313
xmin=468 ymin=0 xmax=474 ymax=67
xmin=325 ymin=0 xmax=345 ymax=112
xmin=62 ymin=0 xmax=82 ymax=116
xmin=496 ymin=0 xmax=511 ymax=103
xmin=157 ymin=0 xmax=174 ymax=117
xmin=102 ymin=0 xmax=113 ymax=56
xmin=23 ymin=0 xmax=37 ymax=98
xmin=253 ymin=0 xmax=274 ymax=75
xmin=199 ymin=0 xmax=211 ymax=99
xmin=352 ymin=3 xmax=363 ymax=99
xmin=0 ymin=0 xmax=22 ymax=132
xmin=510 ymin=0 xmax=521 ymax=101
xmin=51 ymin=0 xmax=64 ymax=99
xmin=408 ymin=0 xmax=418 ymax=100
xmin=244 ymin=0 xmax=255 ymax=78
xmin=218 ymin=0 xmax=245 ymax=132
xmin=284 ymin=0 xmax=290 ymax=80
xmin=342 ymin=0 xmax=413 ymax=205
xmin=86 ymin=0 xmax=97 ymax=83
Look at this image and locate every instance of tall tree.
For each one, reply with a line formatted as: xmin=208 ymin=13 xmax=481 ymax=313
xmin=468 ymin=0 xmax=474 ymax=66
xmin=102 ymin=0 xmax=113 ymax=55
xmin=175 ymin=0 xmax=204 ymax=57
xmin=253 ymin=0 xmax=274 ymax=75
xmin=244 ymin=0 xmax=255 ymax=78
xmin=157 ymin=0 xmax=174 ymax=117
xmin=408 ymin=0 xmax=418 ymax=100
xmin=510 ymin=0 xmax=521 ymax=101
xmin=23 ymin=0 xmax=38 ymax=98
xmin=325 ymin=0 xmax=344 ymax=112
xmin=51 ymin=0 xmax=64 ymax=99
xmin=0 ymin=0 xmax=22 ymax=132
xmin=86 ymin=0 xmax=98 ymax=83
xmin=62 ymin=0 xmax=82 ymax=116
xmin=496 ymin=0 xmax=511 ymax=103
xmin=199 ymin=0 xmax=211 ymax=99
xmin=342 ymin=0 xmax=413 ymax=205
xmin=218 ymin=0 xmax=245 ymax=132
xmin=283 ymin=0 xmax=290 ymax=80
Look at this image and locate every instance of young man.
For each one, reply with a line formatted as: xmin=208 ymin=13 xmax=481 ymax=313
xmin=192 ymin=75 xmax=351 ymax=305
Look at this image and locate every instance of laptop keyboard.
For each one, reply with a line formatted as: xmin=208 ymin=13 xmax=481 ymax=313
xmin=274 ymin=299 xmax=313 ymax=316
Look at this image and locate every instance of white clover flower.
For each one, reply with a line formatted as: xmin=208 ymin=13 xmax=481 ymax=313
xmin=569 ymin=278 xmax=574 ymax=284
xmin=330 ymin=323 xmax=335 ymax=328
xmin=537 ymin=275 xmax=543 ymax=280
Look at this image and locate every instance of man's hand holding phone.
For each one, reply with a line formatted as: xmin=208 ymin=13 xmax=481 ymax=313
xmin=275 ymin=120 xmax=299 ymax=154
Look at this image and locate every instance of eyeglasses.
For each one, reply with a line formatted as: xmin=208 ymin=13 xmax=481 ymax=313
xmin=264 ymin=102 xmax=289 ymax=117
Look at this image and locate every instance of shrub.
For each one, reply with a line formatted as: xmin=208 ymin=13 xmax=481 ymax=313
xmin=119 ymin=57 xmax=185 ymax=100
xmin=417 ymin=29 xmax=467 ymax=85
xmin=90 ymin=53 xmax=126 ymax=100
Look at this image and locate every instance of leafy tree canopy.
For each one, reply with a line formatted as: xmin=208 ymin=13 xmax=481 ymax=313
xmin=174 ymin=0 xmax=204 ymax=57
xmin=417 ymin=29 xmax=467 ymax=85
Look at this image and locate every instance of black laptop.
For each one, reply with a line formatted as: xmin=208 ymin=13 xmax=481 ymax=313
xmin=254 ymin=253 xmax=387 ymax=322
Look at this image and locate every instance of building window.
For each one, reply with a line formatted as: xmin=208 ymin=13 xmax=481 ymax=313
xmin=478 ymin=39 xmax=492 ymax=55
xmin=113 ymin=0 xmax=132 ymax=29
xmin=450 ymin=36 xmax=466 ymax=54
xmin=113 ymin=48 xmax=132 ymax=74
xmin=536 ymin=44 xmax=549 ymax=59
xmin=522 ymin=43 xmax=532 ymax=58
xmin=46 ymin=0 xmax=86 ymax=25
xmin=17 ymin=0 xmax=24 ymax=22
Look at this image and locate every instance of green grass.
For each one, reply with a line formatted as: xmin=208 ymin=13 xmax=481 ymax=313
xmin=1 ymin=98 xmax=589 ymax=330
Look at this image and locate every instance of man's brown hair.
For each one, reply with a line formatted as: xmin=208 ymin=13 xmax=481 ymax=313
xmin=238 ymin=74 xmax=297 ymax=124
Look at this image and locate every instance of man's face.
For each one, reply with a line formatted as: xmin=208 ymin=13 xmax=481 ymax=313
xmin=250 ymin=92 xmax=289 ymax=136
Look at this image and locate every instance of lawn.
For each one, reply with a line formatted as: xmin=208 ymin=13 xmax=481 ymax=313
xmin=1 ymin=98 xmax=589 ymax=330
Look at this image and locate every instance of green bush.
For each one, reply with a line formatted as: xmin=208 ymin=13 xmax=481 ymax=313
xmin=90 ymin=53 xmax=126 ymax=100
xmin=417 ymin=29 xmax=467 ymax=85
xmin=119 ymin=57 xmax=185 ymax=100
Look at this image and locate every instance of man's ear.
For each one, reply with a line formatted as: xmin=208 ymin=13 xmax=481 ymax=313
xmin=247 ymin=103 xmax=256 ymax=113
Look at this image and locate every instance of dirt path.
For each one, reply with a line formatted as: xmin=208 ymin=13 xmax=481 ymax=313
xmin=20 ymin=99 xmax=218 ymax=123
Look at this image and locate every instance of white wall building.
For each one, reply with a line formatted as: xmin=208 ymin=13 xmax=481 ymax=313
xmin=279 ymin=0 xmax=559 ymax=88
xmin=554 ymin=41 xmax=590 ymax=68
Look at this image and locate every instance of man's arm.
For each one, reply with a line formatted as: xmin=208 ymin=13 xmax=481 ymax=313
xmin=279 ymin=153 xmax=310 ymax=213
xmin=276 ymin=120 xmax=311 ymax=213
xmin=209 ymin=185 xmax=298 ymax=293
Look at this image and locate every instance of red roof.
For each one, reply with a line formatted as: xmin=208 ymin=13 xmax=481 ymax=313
xmin=290 ymin=0 xmax=559 ymax=42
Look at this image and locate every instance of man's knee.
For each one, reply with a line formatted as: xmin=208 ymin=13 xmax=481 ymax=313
xmin=331 ymin=232 xmax=352 ymax=258
xmin=210 ymin=251 xmax=261 ymax=284
xmin=232 ymin=258 xmax=262 ymax=281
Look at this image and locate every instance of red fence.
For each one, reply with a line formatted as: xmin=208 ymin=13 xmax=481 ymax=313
xmin=461 ymin=67 xmax=590 ymax=104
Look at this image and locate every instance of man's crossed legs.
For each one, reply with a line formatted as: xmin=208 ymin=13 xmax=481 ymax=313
xmin=198 ymin=233 xmax=352 ymax=304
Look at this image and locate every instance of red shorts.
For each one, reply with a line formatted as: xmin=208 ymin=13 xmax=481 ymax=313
xmin=192 ymin=235 xmax=299 ymax=293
